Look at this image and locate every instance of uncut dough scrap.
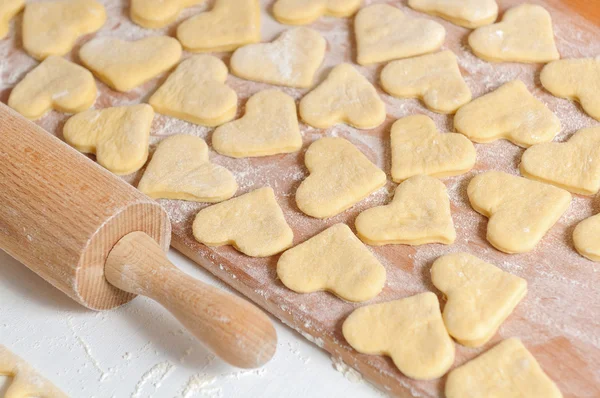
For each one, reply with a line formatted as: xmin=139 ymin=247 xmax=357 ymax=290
xmin=193 ymin=187 xmax=293 ymax=257
xmin=277 ymin=223 xmax=386 ymax=302
xmin=408 ymin=0 xmax=498 ymax=29
xmin=131 ymin=0 xmax=201 ymax=28
xmin=273 ymin=0 xmax=361 ymax=25
xmin=573 ymin=214 xmax=600 ymax=262
xmin=0 ymin=0 xmax=24 ymax=40
xmin=342 ymin=293 xmax=455 ymax=380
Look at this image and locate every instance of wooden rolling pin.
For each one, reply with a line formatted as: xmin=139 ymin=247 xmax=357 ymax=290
xmin=0 ymin=104 xmax=276 ymax=369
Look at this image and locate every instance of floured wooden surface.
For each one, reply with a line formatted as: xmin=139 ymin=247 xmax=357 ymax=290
xmin=1 ymin=0 xmax=599 ymax=396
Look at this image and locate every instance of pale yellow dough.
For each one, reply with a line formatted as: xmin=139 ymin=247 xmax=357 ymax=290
xmin=22 ymin=0 xmax=106 ymax=60
xmin=177 ymin=0 xmax=260 ymax=52
xmin=431 ymin=253 xmax=527 ymax=347
xmin=541 ymin=58 xmax=600 ymax=121
xmin=230 ymin=27 xmax=326 ymax=88
xmin=8 ymin=56 xmax=97 ymax=120
xmin=573 ymin=213 xmax=600 ymax=262
xmin=454 ymin=80 xmax=560 ymax=147
xmin=468 ymin=171 xmax=571 ymax=254
xmin=520 ymin=127 xmax=600 ymax=195
xmin=342 ymin=292 xmax=455 ymax=380
xmin=277 ymin=223 xmax=385 ymax=302
xmin=212 ymin=90 xmax=302 ymax=158
xmin=80 ymin=36 xmax=182 ymax=92
xmin=295 ymin=137 xmax=386 ymax=219
xmin=446 ymin=338 xmax=562 ymax=398
xmin=355 ymin=175 xmax=456 ymax=246
xmin=149 ymin=55 xmax=237 ymax=126
xmin=299 ymin=63 xmax=385 ymax=129
xmin=0 ymin=345 xmax=67 ymax=398
xmin=273 ymin=0 xmax=361 ymax=25
xmin=138 ymin=134 xmax=237 ymax=202
xmin=0 ymin=0 xmax=24 ymax=40
xmin=63 ymin=104 xmax=154 ymax=175
xmin=381 ymin=50 xmax=472 ymax=114
xmin=390 ymin=115 xmax=475 ymax=182
xmin=131 ymin=0 xmax=202 ymax=29
xmin=468 ymin=3 xmax=559 ymax=63
xmin=193 ymin=187 xmax=293 ymax=257
xmin=408 ymin=0 xmax=498 ymax=29
xmin=355 ymin=4 xmax=445 ymax=66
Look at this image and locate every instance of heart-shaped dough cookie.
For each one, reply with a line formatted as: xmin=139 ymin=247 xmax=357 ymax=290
xmin=468 ymin=4 xmax=559 ymax=63
xmin=390 ymin=115 xmax=476 ymax=182
xmin=212 ymin=89 xmax=302 ymax=158
xmin=273 ymin=0 xmax=361 ymax=25
xmin=446 ymin=339 xmax=562 ymax=398
xmin=131 ymin=0 xmax=201 ymax=28
xmin=296 ymin=137 xmax=386 ymax=219
xmin=230 ymin=27 xmax=326 ymax=88
xmin=342 ymin=292 xmax=455 ymax=380
xmin=381 ymin=51 xmax=472 ymax=114
xmin=22 ymin=0 xmax=106 ymax=60
xmin=520 ymin=127 xmax=600 ymax=195
xmin=80 ymin=36 xmax=182 ymax=92
xmin=541 ymin=58 xmax=600 ymax=121
xmin=63 ymin=104 xmax=154 ymax=175
xmin=8 ymin=56 xmax=97 ymax=120
xmin=468 ymin=171 xmax=571 ymax=254
xmin=356 ymin=175 xmax=456 ymax=246
xmin=149 ymin=55 xmax=237 ymax=126
xmin=177 ymin=0 xmax=260 ymax=52
xmin=193 ymin=187 xmax=293 ymax=257
xmin=431 ymin=253 xmax=527 ymax=347
xmin=454 ymin=80 xmax=561 ymax=147
xmin=408 ymin=0 xmax=498 ymax=29
xmin=299 ymin=64 xmax=385 ymax=129
xmin=574 ymin=213 xmax=600 ymax=262
xmin=277 ymin=223 xmax=386 ymax=302
xmin=138 ymin=134 xmax=237 ymax=202
xmin=355 ymin=4 xmax=445 ymax=65
xmin=0 ymin=0 xmax=24 ymax=40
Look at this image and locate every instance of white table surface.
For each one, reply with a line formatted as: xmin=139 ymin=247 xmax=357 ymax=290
xmin=0 ymin=248 xmax=383 ymax=397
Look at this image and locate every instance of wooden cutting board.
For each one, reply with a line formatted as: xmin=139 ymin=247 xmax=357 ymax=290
xmin=1 ymin=0 xmax=599 ymax=396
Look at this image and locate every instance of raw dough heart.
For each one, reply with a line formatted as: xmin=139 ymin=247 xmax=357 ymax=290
xmin=273 ymin=0 xmax=361 ymax=25
xmin=212 ymin=89 xmax=302 ymax=158
xmin=467 ymin=171 xmax=571 ymax=254
xmin=520 ymin=127 xmax=600 ymax=195
xmin=342 ymin=292 xmax=455 ymax=380
xmin=381 ymin=50 xmax=472 ymax=114
xmin=454 ymin=80 xmax=561 ymax=147
xmin=574 ymin=214 xmax=600 ymax=262
xmin=137 ymin=134 xmax=237 ymax=202
xmin=446 ymin=338 xmax=562 ymax=398
xmin=299 ymin=63 xmax=385 ymax=129
xmin=541 ymin=58 xmax=600 ymax=121
xmin=408 ymin=0 xmax=498 ymax=29
xmin=193 ymin=187 xmax=293 ymax=257
xmin=22 ymin=0 xmax=106 ymax=60
xmin=468 ymin=3 xmax=559 ymax=63
xmin=0 ymin=0 xmax=24 ymax=40
xmin=295 ymin=137 xmax=386 ymax=219
xmin=80 ymin=36 xmax=182 ymax=92
xmin=177 ymin=0 xmax=260 ymax=52
xmin=0 ymin=345 xmax=67 ymax=398
xmin=63 ymin=104 xmax=154 ymax=175
xmin=8 ymin=56 xmax=97 ymax=120
xmin=355 ymin=175 xmax=456 ymax=246
xmin=149 ymin=55 xmax=237 ymax=126
xmin=431 ymin=252 xmax=527 ymax=347
xmin=390 ymin=115 xmax=476 ymax=182
xmin=277 ymin=223 xmax=386 ymax=302
xmin=355 ymin=4 xmax=445 ymax=65
xmin=230 ymin=27 xmax=326 ymax=88
xmin=131 ymin=0 xmax=201 ymax=28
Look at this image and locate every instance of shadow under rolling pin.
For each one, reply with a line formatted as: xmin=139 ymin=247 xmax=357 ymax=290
xmin=0 ymin=103 xmax=276 ymax=369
